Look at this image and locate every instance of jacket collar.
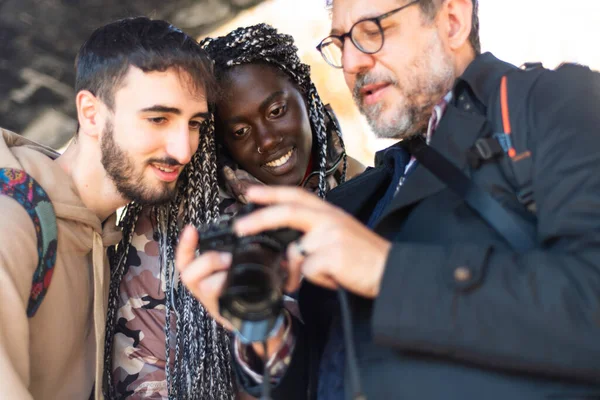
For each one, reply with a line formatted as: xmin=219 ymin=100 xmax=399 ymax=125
xmin=453 ymin=52 xmax=518 ymax=108
xmin=371 ymin=52 xmax=517 ymax=229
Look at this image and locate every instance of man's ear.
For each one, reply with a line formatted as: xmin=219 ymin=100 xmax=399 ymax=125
xmin=76 ymin=90 xmax=104 ymax=138
xmin=443 ymin=0 xmax=473 ymax=51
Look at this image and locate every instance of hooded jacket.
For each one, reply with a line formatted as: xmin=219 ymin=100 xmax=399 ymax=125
xmin=0 ymin=128 xmax=121 ymax=399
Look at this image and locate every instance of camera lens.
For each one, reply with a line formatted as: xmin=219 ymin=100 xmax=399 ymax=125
xmin=218 ymin=242 xmax=285 ymax=342
xmin=221 ymin=244 xmax=283 ymax=314
xmin=230 ymin=264 xmax=275 ymax=307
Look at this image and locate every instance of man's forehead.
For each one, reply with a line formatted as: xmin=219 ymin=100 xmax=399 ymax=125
xmin=330 ymin=0 xmax=400 ymax=33
xmin=117 ymin=66 xmax=207 ymax=102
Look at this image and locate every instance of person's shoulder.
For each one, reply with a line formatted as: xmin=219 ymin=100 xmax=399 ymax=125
xmin=0 ymin=196 xmax=39 ymax=276
xmin=531 ymin=63 xmax=599 ymax=99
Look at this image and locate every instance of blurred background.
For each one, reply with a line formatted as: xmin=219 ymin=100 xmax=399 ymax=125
xmin=1 ymin=0 xmax=599 ymax=165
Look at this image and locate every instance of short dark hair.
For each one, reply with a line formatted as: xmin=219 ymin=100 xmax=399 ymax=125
xmin=75 ymin=16 xmax=217 ymax=111
xmin=325 ymin=0 xmax=481 ymax=55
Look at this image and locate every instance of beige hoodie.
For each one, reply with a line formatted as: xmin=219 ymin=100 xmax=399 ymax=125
xmin=0 ymin=128 xmax=121 ymax=399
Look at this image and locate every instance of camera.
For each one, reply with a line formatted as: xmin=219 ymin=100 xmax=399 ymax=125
xmin=197 ymin=203 xmax=301 ymax=343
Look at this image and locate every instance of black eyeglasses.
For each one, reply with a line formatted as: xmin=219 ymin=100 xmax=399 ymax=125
xmin=316 ymin=0 xmax=421 ymax=69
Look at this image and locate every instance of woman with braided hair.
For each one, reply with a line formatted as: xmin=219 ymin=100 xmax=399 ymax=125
xmin=203 ymin=23 xmax=364 ymax=213
xmin=106 ymin=23 xmax=364 ymax=400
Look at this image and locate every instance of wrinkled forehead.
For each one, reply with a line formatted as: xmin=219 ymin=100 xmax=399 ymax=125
xmin=330 ymin=0 xmax=403 ymax=34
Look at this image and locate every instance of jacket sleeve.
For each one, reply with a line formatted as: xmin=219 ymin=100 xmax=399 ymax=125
xmin=0 ymin=197 xmax=39 ymax=399
xmin=371 ymin=65 xmax=600 ymax=383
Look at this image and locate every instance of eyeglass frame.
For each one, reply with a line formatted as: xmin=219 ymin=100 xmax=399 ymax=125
xmin=316 ymin=0 xmax=421 ymax=69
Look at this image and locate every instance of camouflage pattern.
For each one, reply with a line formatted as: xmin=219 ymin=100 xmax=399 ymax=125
xmin=112 ymin=207 xmax=175 ymax=399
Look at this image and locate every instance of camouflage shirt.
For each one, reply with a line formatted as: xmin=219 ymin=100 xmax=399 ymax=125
xmin=111 ymin=207 xmax=175 ymax=399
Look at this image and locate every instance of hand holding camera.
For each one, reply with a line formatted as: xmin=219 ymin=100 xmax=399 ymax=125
xmin=195 ymin=203 xmax=300 ymax=343
xmin=176 ymin=186 xmax=391 ymax=344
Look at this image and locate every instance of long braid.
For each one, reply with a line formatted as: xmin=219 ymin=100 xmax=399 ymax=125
xmin=165 ymin=117 xmax=233 ymax=399
xmin=324 ymin=103 xmax=348 ymax=185
xmin=202 ymin=23 xmax=348 ymax=198
xmin=103 ymin=202 xmax=142 ymax=398
xmin=104 ymin=117 xmax=233 ymax=400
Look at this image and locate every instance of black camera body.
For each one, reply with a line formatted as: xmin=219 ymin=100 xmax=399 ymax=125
xmin=197 ymin=203 xmax=301 ymax=343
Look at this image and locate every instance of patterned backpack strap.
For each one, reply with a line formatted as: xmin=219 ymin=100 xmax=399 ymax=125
xmin=0 ymin=168 xmax=58 ymax=317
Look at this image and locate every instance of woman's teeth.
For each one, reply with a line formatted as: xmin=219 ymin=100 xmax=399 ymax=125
xmin=265 ymin=148 xmax=293 ymax=168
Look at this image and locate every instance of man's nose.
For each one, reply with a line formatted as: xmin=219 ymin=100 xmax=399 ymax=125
xmin=166 ymin=124 xmax=195 ymax=166
xmin=342 ymin=39 xmax=375 ymax=77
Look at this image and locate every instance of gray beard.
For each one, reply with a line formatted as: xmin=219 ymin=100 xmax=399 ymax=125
xmin=362 ymin=98 xmax=424 ymax=140
xmin=352 ymin=30 xmax=455 ymax=140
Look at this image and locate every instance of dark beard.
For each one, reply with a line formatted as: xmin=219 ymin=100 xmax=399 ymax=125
xmin=100 ymin=120 xmax=180 ymax=206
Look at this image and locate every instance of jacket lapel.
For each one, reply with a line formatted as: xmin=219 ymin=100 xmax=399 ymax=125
xmin=326 ymin=165 xmax=390 ymax=219
xmin=374 ymin=104 xmax=490 ymax=229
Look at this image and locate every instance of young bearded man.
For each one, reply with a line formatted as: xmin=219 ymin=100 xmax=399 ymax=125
xmin=0 ymin=17 xmax=215 ymax=400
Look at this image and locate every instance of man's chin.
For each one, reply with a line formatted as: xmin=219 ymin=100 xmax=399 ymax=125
xmin=119 ymin=183 xmax=179 ymax=206
xmin=367 ymin=102 xmax=432 ymax=141
xmin=368 ymin=115 xmax=412 ymax=140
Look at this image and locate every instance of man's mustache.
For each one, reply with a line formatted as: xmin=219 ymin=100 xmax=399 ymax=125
xmin=352 ymin=72 xmax=399 ymax=101
xmin=147 ymin=157 xmax=183 ymax=167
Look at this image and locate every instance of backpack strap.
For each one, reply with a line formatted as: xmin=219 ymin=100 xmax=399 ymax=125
xmin=0 ymin=168 xmax=58 ymax=317
xmin=408 ymin=137 xmax=536 ymax=252
xmin=469 ymin=64 xmax=545 ymax=213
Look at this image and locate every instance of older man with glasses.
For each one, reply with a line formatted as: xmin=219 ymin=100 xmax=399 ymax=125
xmin=175 ymin=0 xmax=600 ymax=399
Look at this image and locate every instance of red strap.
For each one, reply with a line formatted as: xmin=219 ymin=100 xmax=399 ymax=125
xmin=500 ymin=76 xmax=517 ymax=158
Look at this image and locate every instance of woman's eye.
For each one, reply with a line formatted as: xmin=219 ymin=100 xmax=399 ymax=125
xmin=233 ymin=127 xmax=250 ymax=137
xmin=269 ymin=104 xmax=287 ymax=118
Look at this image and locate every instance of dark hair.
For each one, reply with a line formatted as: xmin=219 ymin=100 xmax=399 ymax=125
xmin=201 ymin=23 xmax=347 ymax=198
xmin=75 ymin=16 xmax=217 ymax=111
xmin=324 ymin=0 xmax=481 ymax=55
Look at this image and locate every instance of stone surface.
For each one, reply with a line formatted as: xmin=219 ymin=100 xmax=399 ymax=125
xmin=0 ymin=0 xmax=264 ymax=148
